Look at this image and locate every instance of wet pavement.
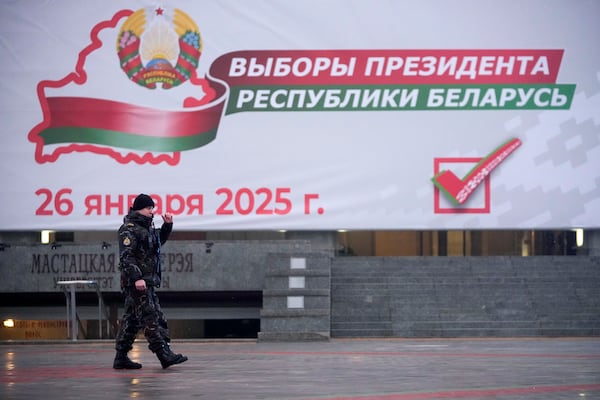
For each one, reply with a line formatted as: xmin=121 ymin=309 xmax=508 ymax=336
xmin=1 ymin=338 xmax=599 ymax=399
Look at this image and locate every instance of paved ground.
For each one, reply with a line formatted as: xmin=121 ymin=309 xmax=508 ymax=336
xmin=1 ymin=338 xmax=599 ymax=399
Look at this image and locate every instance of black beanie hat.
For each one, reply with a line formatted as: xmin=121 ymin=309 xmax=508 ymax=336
xmin=132 ymin=194 xmax=155 ymax=211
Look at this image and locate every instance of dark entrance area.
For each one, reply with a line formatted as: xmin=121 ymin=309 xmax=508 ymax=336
xmin=205 ymin=319 xmax=261 ymax=338
xmin=0 ymin=291 xmax=263 ymax=340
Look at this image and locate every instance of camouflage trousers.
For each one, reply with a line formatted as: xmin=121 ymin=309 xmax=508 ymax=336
xmin=114 ymin=286 xmax=171 ymax=353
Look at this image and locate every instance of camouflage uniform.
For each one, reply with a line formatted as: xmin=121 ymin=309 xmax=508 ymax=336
xmin=114 ymin=210 xmax=173 ymax=354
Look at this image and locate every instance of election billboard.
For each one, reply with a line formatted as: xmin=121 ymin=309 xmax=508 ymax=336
xmin=1 ymin=0 xmax=598 ymax=230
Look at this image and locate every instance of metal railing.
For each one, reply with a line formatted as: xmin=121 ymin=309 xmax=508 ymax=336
xmin=57 ymin=280 xmax=112 ymax=341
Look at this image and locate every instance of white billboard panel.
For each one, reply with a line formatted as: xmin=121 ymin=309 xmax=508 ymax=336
xmin=1 ymin=1 xmax=598 ymax=230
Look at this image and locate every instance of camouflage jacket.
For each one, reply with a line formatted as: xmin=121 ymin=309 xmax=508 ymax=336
xmin=118 ymin=210 xmax=172 ymax=288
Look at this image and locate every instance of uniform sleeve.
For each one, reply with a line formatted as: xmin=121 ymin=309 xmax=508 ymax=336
xmin=158 ymin=222 xmax=173 ymax=245
xmin=118 ymin=227 xmax=143 ymax=286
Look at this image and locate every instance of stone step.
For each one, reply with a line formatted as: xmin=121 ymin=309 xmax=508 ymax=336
xmin=330 ymin=257 xmax=599 ymax=338
xmin=332 ymin=324 xmax=600 ymax=338
xmin=331 ymin=270 xmax=599 ymax=279
xmin=331 ymin=275 xmax=600 ymax=282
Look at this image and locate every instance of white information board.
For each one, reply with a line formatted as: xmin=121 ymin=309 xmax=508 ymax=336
xmin=1 ymin=1 xmax=598 ymax=230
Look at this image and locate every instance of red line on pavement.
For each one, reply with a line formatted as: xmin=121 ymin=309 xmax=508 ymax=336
xmin=302 ymin=384 xmax=600 ymax=400
xmin=200 ymin=350 xmax=600 ymax=359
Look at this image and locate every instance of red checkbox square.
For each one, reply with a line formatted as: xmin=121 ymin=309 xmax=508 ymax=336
xmin=433 ymin=157 xmax=491 ymax=214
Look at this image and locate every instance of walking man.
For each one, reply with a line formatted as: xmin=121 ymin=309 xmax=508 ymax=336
xmin=113 ymin=194 xmax=188 ymax=369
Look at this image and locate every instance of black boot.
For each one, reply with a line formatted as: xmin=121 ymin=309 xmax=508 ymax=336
xmin=153 ymin=344 xmax=188 ymax=369
xmin=113 ymin=351 xmax=142 ymax=369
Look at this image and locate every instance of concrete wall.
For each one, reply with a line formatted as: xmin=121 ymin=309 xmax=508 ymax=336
xmin=0 ymin=240 xmax=313 ymax=293
xmin=1 ymin=238 xmax=599 ymax=339
xmin=259 ymin=253 xmax=331 ymax=341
